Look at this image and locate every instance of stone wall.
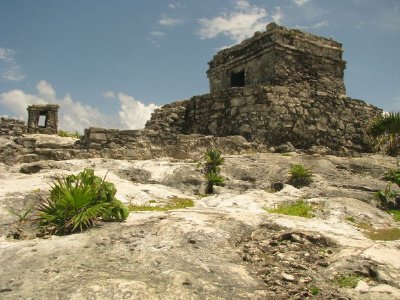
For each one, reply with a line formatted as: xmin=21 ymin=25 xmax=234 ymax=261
xmin=78 ymin=127 xmax=263 ymax=160
xmin=0 ymin=117 xmax=27 ymax=136
xmin=207 ymin=23 xmax=346 ymax=96
xmin=182 ymin=85 xmax=380 ymax=153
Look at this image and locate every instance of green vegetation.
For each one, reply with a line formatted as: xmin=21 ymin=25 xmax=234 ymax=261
xmin=128 ymin=197 xmax=194 ymax=212
xmin=7 ymin=206 xmax=34 ymax=223
xmin=203 ymin=149 xmax=225 ymax=194
xmin=374 ymin=168 xmax=400 ymax=210
xmin=333 ymin=274 xmax=363 ymax=288
xmin=345 ymin=216 xmax=356 ymax=223
xmin=364 ymin=227 xmax=400 ymax=241
xmin=288 ymin=164 xmax=313 ymax=188
xmin=309 ymin=286 xmax=320 ymax=296
xmin=58 ymin=130 xmax=81 ymax=138
xmin=389 ymin=209 xmax=400 ymax=221
xmin=38 ymin=169 xmax=129 ymax=235
xmin=367 ymin=111 xmax=400 ymax=156
xmin=266 ymin=200 xmax=313 ymax=218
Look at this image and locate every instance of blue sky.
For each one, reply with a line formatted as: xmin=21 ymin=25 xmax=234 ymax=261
xmin=0 ymin=0 xmax=399 ymax=132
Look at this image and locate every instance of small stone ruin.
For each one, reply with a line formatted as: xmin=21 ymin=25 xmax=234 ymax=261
xmin=27 ymin=104 xmax=59 ymax=134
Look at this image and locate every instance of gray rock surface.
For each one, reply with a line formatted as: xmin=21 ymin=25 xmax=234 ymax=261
xmin=0 ymin=153 xmax=400 ymax=299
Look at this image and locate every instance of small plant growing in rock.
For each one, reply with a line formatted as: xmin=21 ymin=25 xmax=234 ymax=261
xmin=38 ymin=168 xmax=129 ymax=235
xmin=203 ymin=149 xmax=225 ymax=194
xmin=266 ymin=200 xmax=313 ymax=218
xmin=58 ymin=130 xmax=80 ymax=138
xmin=374 ymin=168 xmax=400 ymax=210
xmin=128 ymin=197 xmax=194 ymax=212
xmin=288 ymin=164 xmax=313 ymax=188
xmin=333 ymin=274 xmax=363 ymax=288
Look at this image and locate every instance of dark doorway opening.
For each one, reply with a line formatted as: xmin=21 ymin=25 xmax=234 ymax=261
xmin=231 ymin=70 xmax=245 ymax=87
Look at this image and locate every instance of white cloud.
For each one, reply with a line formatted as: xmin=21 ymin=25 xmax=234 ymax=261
xmin=0 ymin=47 xmax=25 ymax=81
xmin=159 ymin=14 xmax=183 ymax=26
xmin=102 ymin=91 xmax=116 ymax=99
xmin=197 ymin=0 xmax=270 ymax=43
xmin=293 ymin=0 xmax=310 ymax=6
xmin=0 ymin=81 xmax=159 ymax=133
xmin=117 ymin=93 xmax=159 ymax=129
xmin=169 ymin=3 xmax=183 ymax=9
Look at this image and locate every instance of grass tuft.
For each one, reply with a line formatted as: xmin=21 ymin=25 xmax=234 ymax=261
xmin=333 ymin=274 xmax=363 ymax=288
xmin=266 ymin=200 xmax=313 ymax=218
xmin=389 ymin=209 xmax=400 ymax=222
xmin=128 ymin=197 xmax=194 ymax=212
xmin=364 ymin=227 xmax=400 ymax=241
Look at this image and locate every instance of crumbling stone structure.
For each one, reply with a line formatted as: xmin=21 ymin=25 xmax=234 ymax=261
xmin=0 ymin=117 xmax=27 ymax=136
xmin=146 ymin=23 xmax=381 ymax=153
xmin=27 ymin=104 xmax=59 ymax=134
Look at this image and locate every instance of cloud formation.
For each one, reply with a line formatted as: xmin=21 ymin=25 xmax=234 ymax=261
xmin=0 ymin=47 xmax=25 ymax=81
xmin=0 ymin=80 xmax=159 ymax=133
xmin=159 ymin=14 xmax=183 ymax=26
xmin=197 ymin=0 xmax=270 ymax=43
xmin=293 ymin=0 xmax=310 ymax=6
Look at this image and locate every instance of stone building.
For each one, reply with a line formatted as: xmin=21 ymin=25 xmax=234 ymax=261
xmin=27 ymin=104 xmax=59 ymax=134
xmin=146 ymin=23 xmax=381 ymax=153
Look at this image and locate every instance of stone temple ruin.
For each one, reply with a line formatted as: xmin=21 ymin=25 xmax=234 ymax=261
xmin=0 ymin=23 xmax=383 ymax=162
xmin=146 ymin=23 xmax=381 ymax=153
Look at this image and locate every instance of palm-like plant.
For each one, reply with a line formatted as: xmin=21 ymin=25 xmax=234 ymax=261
xmin=38 ymin=169 xmax=129 ymax=235
xmin=203 ymin=149 xmax=225 ymax=194
xmin=368 ymin=112 xmax=400 ymax=156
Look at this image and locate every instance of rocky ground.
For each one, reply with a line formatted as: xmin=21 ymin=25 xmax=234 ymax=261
xmin=0 ymin=151 xmax=400 ymax=299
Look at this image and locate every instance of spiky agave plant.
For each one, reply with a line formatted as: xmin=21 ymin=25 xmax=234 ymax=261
xmin=368 ymin=112 xmax=400 ymax=156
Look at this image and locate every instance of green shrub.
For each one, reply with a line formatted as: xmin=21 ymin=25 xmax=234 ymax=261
xmin=266 ymin=200 xmax=313 ymax=218
xmin=203 ymin=149 xmax=225 ymax=194
xmin=288 ymin=164 xmax=313 ymax=188
xmin=374 ymin=168 xmax=400 ymax=209
xmin=367 ymin=111 xmax=400 ymax=156
xmin=38 ymin=169 xmax=129 ymax=235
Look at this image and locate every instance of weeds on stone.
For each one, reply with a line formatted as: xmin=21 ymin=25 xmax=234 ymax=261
xmin=58 ymin=130 xmax=80 ymax=138
xmin=345 ymin=216 xmax=356 ymax=223
xmin=7 ymin=206 xmax=34 ymax=224
xmin=333 ymin=274 xmax=364 ymax=288
xmin=374 ymin=168 xmax=400 ymax=210
xmin=363 ymin=227 xmax=400 ymax=241
xmin=266 ymin=200 xmax=313 ymax=218
xmin=288 ymin=164 xmax=313 ymax=188
xmin=309 ymin=286 xmax=320 ymax=296
xmin=389 ymin=209 xmax=400 ymax=221
xmin=128 ymin=197 xmax=194 ymax=212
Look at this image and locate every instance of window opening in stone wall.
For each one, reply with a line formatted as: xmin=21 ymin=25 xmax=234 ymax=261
xmin=231 ymin=70 xmax=245 ymax=87
xmin=38 ymin=114 xmax=47 ymax=127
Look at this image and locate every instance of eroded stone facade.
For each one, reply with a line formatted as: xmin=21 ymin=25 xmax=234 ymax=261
xmin=0 ymin=117 xmax=27 ymax=136
xmin=27 ymin=104 xmax=59 ymax=134
xmin=146 ymin=23 xmax=382 ymax=153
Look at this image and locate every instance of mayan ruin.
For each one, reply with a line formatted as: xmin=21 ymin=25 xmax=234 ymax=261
xmin=1 ymin=4 xmax=400 ymax=297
